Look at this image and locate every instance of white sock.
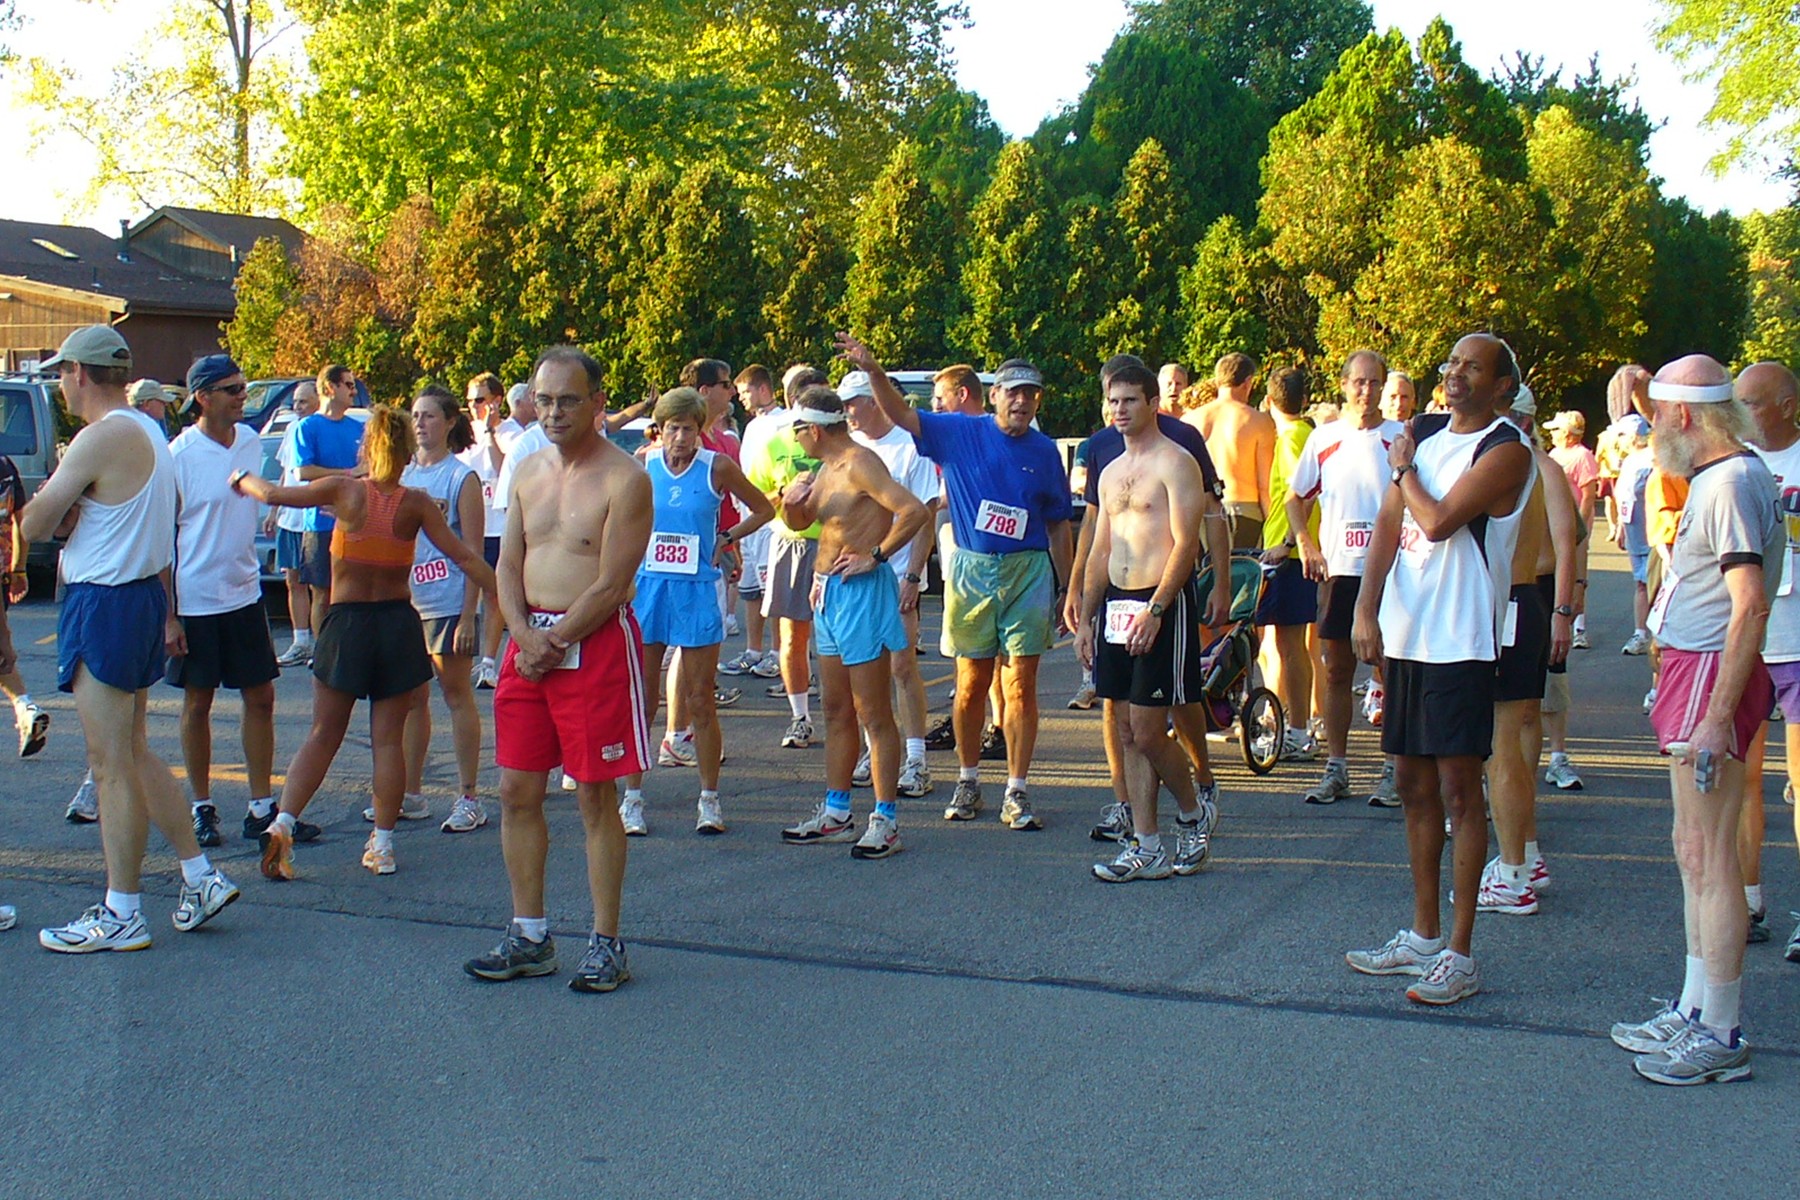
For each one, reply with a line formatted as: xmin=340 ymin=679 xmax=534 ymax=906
xmin=1137 ymin=832 xmax=1163 ymax=852
xmin=959 ymin=765 xmax=979 ymax=782
xmin=623 ymin=788 xmax=644 ymax=804
xmin=1524 ymin=839 xmax=1541 ymax=863
xmin=248 ymin=796 xmax=273 ymax=818
xmin=1406 ymin=928 xmax=1444 ymax=951
xmin=296 ymin=630 xmax=315 ymax=648
xmin=1549 ymin=751 xmax=1569 ymax=766
xmin=1745 ymin=884 xmax=1764 ymax=913
xmin=515 ymin=916 xmax=549 ymax=943
xmin=1006 ymin=777 xmax=1027 ymax=793
xmin=372 ymin=827 xmax=394 ymax=852
xmin=178 ymin=854 xmax=212 ymax=886
xmin=273 ymin=811 xmax=296 ymax=835
xmin=1678 ymin=954 xmax=1706 ymax=1018
xmin=12 ymin=692 xmax=32 ymax=712
xmin=1701 ymin=976 xmax=1742 ymax=1045
xmin=190 ymin=796 xmax=211 ymax=812
xmin=788 ymin=694 xmax=809 ymax=718
xmin=1573 ymin=614 xmax=1587 ymax=634
xmin=1499 ymin=860 xmax=1527 ymax=888
xmin=1635 ymin=626 xmax=1649 ymax=637
xmin=104 ymin=889 xmax=141 ymax=918
xmin=905 ymin=737 xmax=926 ymax=762
xmin=699 ymin=788 xmax=719 ymax=802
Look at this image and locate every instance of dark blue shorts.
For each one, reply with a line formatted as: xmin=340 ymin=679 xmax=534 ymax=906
xmin=276 ymin=527 xmax=304 ymax=571
xmin=1254 ymin=557 xmax=1317 ymax=628
xmin=58 ymin=577 xmax=167 ymax=693
xmin=483 ymin=536 xmax=502 ymax=569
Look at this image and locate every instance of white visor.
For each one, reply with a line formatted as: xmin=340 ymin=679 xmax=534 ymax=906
xmin=792 ymin=407 xmax=847 ymax=425
xmin=1647 ymin=380 xmax=1734 ymax=404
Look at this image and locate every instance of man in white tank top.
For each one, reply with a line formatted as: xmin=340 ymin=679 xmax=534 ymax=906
xmin=20 ymin=326 xmax=239 ymax=953
xmin=1344 ymin=332 xmax=1533 ymax=1006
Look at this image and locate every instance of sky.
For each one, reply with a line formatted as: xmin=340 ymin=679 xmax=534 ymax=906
xmin=0 ymin=0 xmax=1790 ymax=228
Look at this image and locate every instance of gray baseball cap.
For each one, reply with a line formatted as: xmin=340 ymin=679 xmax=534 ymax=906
xmin=994 ymin=363 xmax=1044 ymax=391
xmin=42 ymin=324 xmax=132 ymax=371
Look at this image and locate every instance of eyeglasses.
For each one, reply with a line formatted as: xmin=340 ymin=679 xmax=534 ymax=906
xmin=203 ymin=382 xmax=248 ymax=397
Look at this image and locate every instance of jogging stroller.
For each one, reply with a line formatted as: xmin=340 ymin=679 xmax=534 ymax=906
xmin=1192 ymin=551 xmax=1285 ymax=775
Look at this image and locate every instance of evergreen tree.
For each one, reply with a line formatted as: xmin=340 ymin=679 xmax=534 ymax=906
xmin=223 ymin=236 xmax=299 ymax=379
xmin=760 ymin=215 xmax=850 ymax=372
xmin=1180 ymin=216 xmax=1270 ymax=371
xmin=1639 ymin=198 xmax=1747 ymax=369
xmin=1091 ymin=139 xmax=1189 ymax=372
xmin=412 ymin=185 xmax=537 ymax=382
xmin=956 ymin=142 xmax=1067 ymax=374
xmin=845 ymin=141 xmax=959 ymax=367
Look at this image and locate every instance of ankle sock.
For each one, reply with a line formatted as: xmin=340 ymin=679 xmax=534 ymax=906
xmin=1701 ymin=976 xmax=1742 ymax=1046
xmin=825 ymin=789 xmax=852 ymax=819
xmin=104 ymin=889 xmax=141 ymax=919
xmin=699 ymin=789 xmax=719 ymax=802
xmin=371 ymin=828 xmax=394 ymax=852
xmin=788 ymin=694 xmax=810 ymax=719
xmin=1745 ymin=884 xmax=1764 ymax=913
xmin=1006 ymin=776 xmax=1027 ymax=793
xmin=190 ymin=796 xmax=212 ymax=813
xmin=1678 ymin=954 xmax=1706 ymax=1019
xmin=1499 ymin=860 xmax=1528 ymax=889
xmin=623 ymin=788 xmax=644 ymax=805
xmin=178 ymin=855 xmax=212 ymax=887
xmin=248 ymin=797 xmax=273 ymax=818
xmin=1137 ymin=832 xmax=1163 ymax=853
xmin=1524 ymin=839 xmax=1541 ymax=864
xmin=515 ymin=917 xmax=549 ymax=943
xmin=875 ymin=800 xmax=897 ymax=820
xmin=273 ymin=811 xmax=297 ymax=835
xmin=905 ymin=737 xmax=925 ymax=761
xmin=959 ymin=765 xmax=979 ymax=783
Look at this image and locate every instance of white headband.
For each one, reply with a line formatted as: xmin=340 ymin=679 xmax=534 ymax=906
xmin=793 ymin=407 xmax=846 ymax=426
xmin=1647 ymin=380 xmax=1734 ymax=404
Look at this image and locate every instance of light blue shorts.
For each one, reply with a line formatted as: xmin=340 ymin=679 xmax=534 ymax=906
xmin=634 ymin=573 xmax=724 ymax=648
xmin=815 ymin=568 xmax=908 ymax=667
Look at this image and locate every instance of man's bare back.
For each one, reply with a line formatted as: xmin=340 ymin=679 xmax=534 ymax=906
xmin=1098 ymin=439 xmax=1203 ymax=590
xmin=1187 ymin=400 xmax=1274 ymax=511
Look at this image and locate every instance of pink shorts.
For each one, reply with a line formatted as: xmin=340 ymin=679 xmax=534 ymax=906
xmin=495 ymin=607 xmax=650 ymax=783
xmin=1649 ymin=648 xmax=1772 ymax=761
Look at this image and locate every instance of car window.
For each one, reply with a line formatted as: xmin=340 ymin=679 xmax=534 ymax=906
xmin=0 ymin=387 xmax=39 ymax=456
xmin=260 ymin=436 xmax=282 ymax=481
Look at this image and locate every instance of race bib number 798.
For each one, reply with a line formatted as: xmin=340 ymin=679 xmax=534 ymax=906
xmin=977 ymin=499 xmax=1028 ymax=541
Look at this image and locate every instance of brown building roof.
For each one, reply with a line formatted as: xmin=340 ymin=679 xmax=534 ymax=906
xmin=0 ymin=217 xmax=236 ymax=314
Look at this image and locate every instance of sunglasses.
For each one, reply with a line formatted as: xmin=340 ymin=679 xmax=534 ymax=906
xmin=203 ymin=382 xmax=248 ymax=396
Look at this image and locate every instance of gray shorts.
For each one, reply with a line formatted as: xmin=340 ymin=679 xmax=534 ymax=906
xmin=421 ymin=613 xmax=472 ymax=658
xmin=760 ymin=534 xmax=817 ymax=624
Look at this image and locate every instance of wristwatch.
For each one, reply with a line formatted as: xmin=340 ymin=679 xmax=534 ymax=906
xmin=1149 ymin=601 xmax=1166 ymax=618
xmin=1391 ymin=463 xmax=1416 ymax=484
xmin=902 ymin=572 xmax=922 ymax=584
xmin=1552 ymin=604 xmax=1574 ymax=617
xmin=871 ymin=545 xmax=889 ymax=564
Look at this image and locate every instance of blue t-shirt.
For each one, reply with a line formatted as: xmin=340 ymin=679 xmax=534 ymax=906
xmin=293 ymin=413 xmax=365 ymax=532
xmin=913 ymin=411 xmax=1071 ymax=555
xmin=1083 ymin=414 xmax=1223 ymax=506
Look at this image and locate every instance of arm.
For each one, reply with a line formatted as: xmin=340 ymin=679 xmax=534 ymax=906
xmin=713 ymin=455 xmax=777 ymax=563
xmin=837 ymin=332 xmax=920 ymax=437
xmin=1200 ymin=495 xmax=1230 ymax=626
xmin=19 ymin=426 xmax=112 ymax=544
xmin=453 ymin=472 xmax=486 ymax=655
xmin=1047 ymin=518 xmax=1074 ymax=624
xmin=234 ymin=471 xmax=357 ymax=512
xmin=495 ymin=488 xmax=553 ymax=678
xmin=602 ymin=396 xmax=653 ymax=434
xmin=1392 ymin=437 xmax=1531 ymax=541
xmin=1065 ymin=508 xmax=1099 ymax=632
xmin=1287 ymin=492 xmax=1326 ymax=580
xmin=0 ymin=605 xmax=14 ymax=676
xmin=1685 ymin=563 xmax=1772 ymax=766
xmin=546 ymin=469 xmax=654 ymax=649
xmin=1255 ymin=422 xmax=1275 ymax=519
xmin=1541 ymin=462 xmax=1579 ymax=664
xmin=898 ymin=498 xmax=937 ymax=613
xmin=297 ymin=462 xmax=364 ymax=481
xmin=1075 ymin=497 xmax=1113 ymax=669
xmin=826 ymin=458 xmax=929 ymax=577
xmin=1351 ymin=483 xmax=1405 ymax=665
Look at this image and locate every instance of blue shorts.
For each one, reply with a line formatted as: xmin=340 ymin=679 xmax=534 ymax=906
xmin=815 ymin=567 xmax=908 ymax=666
xmin=1253 ymin=557 xmax=1316 ymax=627
xmin=58 ymin=577 xmax=167 ymax=693
xmin=634 ymin=572 xmax=724 ymax=648
xmin=276 ymin=527 xmax=304 ymax=571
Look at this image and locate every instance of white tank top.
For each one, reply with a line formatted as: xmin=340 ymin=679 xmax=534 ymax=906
xmin=1377 ymin=415 xmax=1534 ymax=664
xmin=62 ymin=408 xmax=177 ymax=585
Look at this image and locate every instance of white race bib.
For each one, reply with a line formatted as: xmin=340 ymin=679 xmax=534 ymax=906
xmin=644 ymin=531 xmax=700 ymax=575
xmin=528 ymin=611 xmax=581 ymax=669
xmin=412 ymin=557 xmax=451 ymax=588
xmin=1342 ymin=520 xmax=1374 ymax=568
xmin=1104 ymin=599 xmax=1148 ymax=645
xmin=480 ymin=479 xmax=495 ymax=508
xmin=976 ymin=499 xmax=1028 ymax=541
xmin=1397 ymin=514 xmax=1434 ymax=571
xmin=1647 ymin=569 xmax=1678 ymax=637
xmin=1502 ymin=598 xmax=1519 ymax=649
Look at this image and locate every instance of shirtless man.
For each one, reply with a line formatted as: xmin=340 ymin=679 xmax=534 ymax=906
xmin=775 ymin=385 xmax=928 ymax=858
xmin=1077 ymin=363 xmax=1215 ymax=880
xmin=22 ymin=326 xmax=239 ymax=951
xmin=1187 ymin=352 xmax=1275 ymax=549
xmin=463 ymin=346 xmax=653 ymax=994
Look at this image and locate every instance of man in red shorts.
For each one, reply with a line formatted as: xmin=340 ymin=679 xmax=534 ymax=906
xmin=464 ymin=346 xmax=653 ymax=994
xmin=1610 ymin=354 xmax=1780 ymax=1085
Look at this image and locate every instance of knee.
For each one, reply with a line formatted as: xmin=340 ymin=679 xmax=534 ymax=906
xmin=1324 ymin=654 xmax=1355 ymax=687
xmin=822 ymin=692 xmax=855 ymax=725
xmin=243 ymin=685 xmax=275 ymax=719
xmin=1670 ymin=823 xmax=1710 ymax=879
xmin=183 ymin=690 xmax=215 ymax=721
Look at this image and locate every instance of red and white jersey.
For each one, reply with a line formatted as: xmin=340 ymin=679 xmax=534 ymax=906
xmin=1290 ymin=419 xmax=1403 ymax=578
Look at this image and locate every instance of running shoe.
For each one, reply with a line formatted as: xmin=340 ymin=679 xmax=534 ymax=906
xmin=1785 ymin=914 xmax=1800 ymax=963
xmin=750 ymin=655 xmax=783 ymax=679
xmin=191 ymin=803 xmax=222 ymax=849
xmin=1171 ymin=818 xmax=1211 ymax=875
xmin=1610 ymin=1001 xmax=1688 ymax=1052
xmin=1786 ymin=781 xmax=1795 ymax=807
xmin=719 ymin=649 xmax=758 ymax=676
xmin=1368 ymin=761 xmax=1400 ymax=808
xmin=1748 ymin=907 xmax=1771 ymax=944
xmin=944 ymin=779 xmax=981 ymax=821
xmin=441 ymin=795 xmax=488 ymax=833
xmin=658 ymin=736 xmax=698 ymax=768
xmin=1544 ymin=757 xmax=1583 ymax=791
xmin=569 ymin=933 xmax=631 ymax=993
xmin=464 ymin=924 xmax=558 ymax=981
xmin=472 ymin=657 xmax=499 ymax=689
xmin=1407 ymin=950 xmax=1479 ymax=1005
xmin=1093 ymin=838 xmax=1172 ymax=882
xmin=1345 ymin=929 xmax=1444 ymax=977
xmin=1307 ymin=715 xmax=1327 ymax=744
xmin=1362 ymin=685 xmax=1384 ymax=727
xmin=0 ymin=904 xmax=14 ymax=931
xmin=1642 ymin=687 xmax=1657 ymax=713
xmin=259 ymin=825 xmax=296 ymax=881
xmin=1066 ymin=683 xmax=1097 ymax=711
xmin=39 ymin=904 xmax=151 ymax=953
xmin=561 ymin=772 xmax=578 ymax=792
xmin=980 ymin=726 xmax=1007 ymax=761
xmin=1090 ymin=801 xmax=1133 ymax=843
xmin=363 ymin=793 xmax=432 ymax=822
xmin=619 ymin=794 xmax=648 ymax=837
xmin=1279 ymin=729 xmax=1319 ymax=762
xmin=1571 ymin=628 xmax=1590 ymax=650
xmin=695 ymin=794 xmax=726 ymax=835
xmin=852 ymin=749 xmax=872 ymax=787
xmin=723 ymin=613 xmax=739 ymax=638
xmin=780 ymin=716 xmax=813 ymax=749
xmin=1621 ymin=629 xmax=1651 ymax=656
xmin=782 ymin=803 xmax=856 ymax=844
xmin=361 ymin=832 xmax=396 ymax=875
xmin=850 ymin=812 xmax=902 ymax=859
xmin=1000 ymin=787 xmax=1041 ymax=830
xmin=1475 ymin=875 xmax=1539 ymax=915
xmin=16 ymin=701 xmax=48 ymax=758
xmin=714 ymin=686 xmax=741 ymax=708
xmin=1633 ymin=1022 xmax=1751 ymax=1086
xmin=1191 ymin=784 xmax=1220 ymax=839
xmin=244 ymin=808 xmax=320 ymax=843
xmin=275 ymin=641 xmax=312 ymax=668
xmin=65 ymin=777 xmax=98 ymax=823
xmin=171 ymin=869 xmax=239 ymax=932
xmin=923 ymin=714 xmax=956 ymax=751
xmin=897 ymin=758 xmax=933 ymax=798
xmin=1304 ymin=763 xmax=1351 ymax=805
xmin=1530 ymin=855 xmax=1550 ymax=893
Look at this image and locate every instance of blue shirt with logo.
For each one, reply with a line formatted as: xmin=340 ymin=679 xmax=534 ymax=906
xmin=293 ymin=413 xmax=365 ymax=533
xmin=913 ymin=411 xmax=1071 ymax=556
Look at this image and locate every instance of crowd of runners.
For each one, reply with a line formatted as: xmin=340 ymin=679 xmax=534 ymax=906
xmin=1 ymin=321 xmax=1796 ymax=1085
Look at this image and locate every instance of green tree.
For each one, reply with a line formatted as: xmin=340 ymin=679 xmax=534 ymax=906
xmin=412 ymin=186 xmax=538 ymax=382
xmin=1180 ymin=215 xmax=1270 ymax=370
xmin=1657 ymin=0 xmax=1800 ymax=170
xmin=844 ymin=141 xmax=958 ymax=368
xmin=1740 ymin=203 xmax=1800 ymax=368
xmin=758 ymin=215 xmax=850 ymax=371
xmin=1054 ymin=195 xmax=1114 ymax=414
xmin=222 ymin=235 xmax=299 ymax=377
xmin=955 ymin=142 xmax=1067 ymax=374
xmin=911 ymin=87 xmax=1007 ymax=227
xmin=1639 ymin=198 xmax=1746 ymax=368
xmin=1091 ymin=139 xmax=1189 ymax=370
xmin=1127 ymin=0 xmax=1373 ymax=116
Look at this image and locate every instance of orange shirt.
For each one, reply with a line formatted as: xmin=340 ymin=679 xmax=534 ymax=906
xmin=1646 ymin=470 xmax=1689 ymax=550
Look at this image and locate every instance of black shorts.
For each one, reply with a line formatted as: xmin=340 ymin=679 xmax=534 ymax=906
xmin=1382 ymin=657 xmax=1494 ymax=759
xmin=1093 ymin=576 xmax=1206 ymax=708
xmin=313 ymin=599 xmax=432 ymax=700
xmin=483 ymin=536 xmax=501 ymax=569
xmin=421 ymin=613 xmax=471 ymax=657
xmin=1254 ymin=557 xmax=1317 ymax=627
xmin=167 ymin=602 xmax=279 ymax=691
xmin=1494 ymin=582 xmax=1550 ymax=703
xmin=298 ymin=531 xmax=333 ymax=589
xmin=1319 ymin=575 xmax=1362 ymax=641
xmin=1537 ymin=574 xmax=1567 ymax=676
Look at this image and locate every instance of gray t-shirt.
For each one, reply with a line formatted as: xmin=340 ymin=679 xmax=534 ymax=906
xmin=1651 ymin=452 xmax=1783 ymax=653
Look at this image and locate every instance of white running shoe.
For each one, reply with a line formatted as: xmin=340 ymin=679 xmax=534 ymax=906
xmin=275 ymin=641 xmax=312 ymax=668
xmin=1093 ymin=838 xmax=1173 ymax=882
xmin=1407 ymin=950 xmax=1480 ymax=1005
xmin=896 ymin=758 xmax=932 ymax=797
xmin=1368 ymin=761 xmax=1400 ymax=808
xmin=1305 ymin=763 xmax=1351 ymax=805
xmin=851 ymin=748 xmax=872 ymax=787
xmin=472 ymin=657 xmax=499 ymax=689
xmin=781 ymin=716 xmax=814 ymax=749
xmin=619 ymin=794 xmax=648 ymax=836
xmin=658 ymin=735 xmax=698 ymax=768
xmin=850 ymin=812 xmax=902 ymax=859
xmin=65 ymin=776 xmax=99 ymax=823
xmin=719 ymin=649 xmax=762 ymax=676
xmin=171 ymin=869 xmax=240 ymax=932
xmin=1544 ymin=757 xmax=1583 ymax=791
xmin=1000 ymin=788 xmax=1041 ymax=830
xmin=782 ymin=803 xmax=857 ymax=844
xmin=1570 ymin=629 xmax=1590 ymax=650
xmin=39 ymin=904 xmax=152 ymax=953
xmin=1611 ymin=1001 xmax=1689 ymax=1053
xmin=1066 ymin=683 xmax=1098 ymax=710
xmin=441 ymin=795 xmax=488 ymax=833
xmin=750 ymin=655 xmax=783 ymax=679
xmin=361 ymin=832 xmax=397 ymax=875
xmin=1345 ymin=929 xmax=1444 ymax=976
xmin=1279 ymin=729 xmax=1318 ymax=762
xmin=695 ymin=794 xmax=726 ymax=835
xmin=17 ymin=701 xmax=49 ymax=758
xmin=364 ymin=793 xmax=432 ymax=822
xmin=1642 ymin=687 xmax=1657 ymax=713
xmin=1362 ymin=685 xmax=1384 ymax=727
xmin=0 ymin=904 xmax=15 ymax=931
xmin=1621 ymin=629 xmax=1651 ymax=656
xmin=561 ymin=771 xmax=578 ymax=792
xmin=1475 ymin=875 xmax=1539 ymax=915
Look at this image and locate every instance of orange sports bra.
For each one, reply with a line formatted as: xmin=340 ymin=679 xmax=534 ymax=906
xmin=331 ymin=479 xmax=416 ymax=568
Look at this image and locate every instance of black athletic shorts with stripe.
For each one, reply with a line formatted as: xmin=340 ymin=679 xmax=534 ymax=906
xmin=1094 ymin=574 xmax=1206 ymax=709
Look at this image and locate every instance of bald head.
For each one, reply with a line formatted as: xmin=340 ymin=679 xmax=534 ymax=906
xmin=1737 ymin=360 xmax=1799 ymax=452
xmin=1738 ymin=361 xmax=1798 ymax=404
xmin=1653 ymin=353 xmax=1732 ymax=391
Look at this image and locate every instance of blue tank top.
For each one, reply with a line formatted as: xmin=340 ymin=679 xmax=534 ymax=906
xmin=400 ymin=455 xmax=474 ymax=619
xmin=641 ymin=448 xmax=721 ymax=583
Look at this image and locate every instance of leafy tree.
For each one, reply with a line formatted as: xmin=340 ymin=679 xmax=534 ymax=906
xmin=1180 ymin=215 xmax=1270 ymax=370
xmin=411 ymin=186 xmax=538 ymax=382
xmin=1639 ymin=197 xmax=1746 ymax=368
xmin=222 ymin=235 xmax=300 ymax=378
xmin=1657 ymin=0 xmax=1800 ymax=170
xmin=844 ymin=141 xmax=958 ymax=368
xmin=955 ymin=142 xmax=1067 ymax=376
xmin=1740 ymin=203 xmax=1800 ymax=368
xmin=758 ymin=215 xmax=850 ymax=371
xmin=1126 ymin=0 xmax=1373 ymax=116
xmin=1496 ymin=52 xmax=1659 ymax=164
xmin=1053 ymin=195 xmax=1114 ymax=417
xmin=910 ymin=87 xmax=1007 ymax=227
xmin=1091 ymin=139 xmax=1189 ymax=371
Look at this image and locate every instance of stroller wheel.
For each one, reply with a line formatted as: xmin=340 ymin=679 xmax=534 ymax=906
xmin=1240 ymin=686 xmax=1284 ymax=775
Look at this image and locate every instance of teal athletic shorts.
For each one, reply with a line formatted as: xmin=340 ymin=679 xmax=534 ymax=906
xmin=814 ymin=566 xmax=909 ymax=667
xmin=945 ymin=547 xmax=1056 ymax=660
